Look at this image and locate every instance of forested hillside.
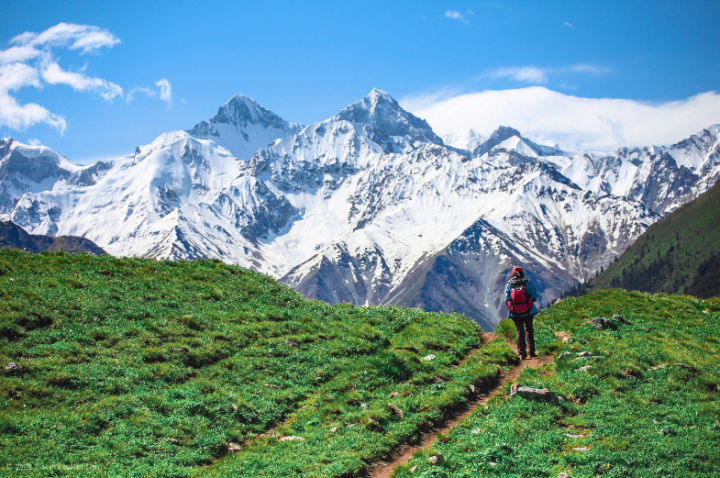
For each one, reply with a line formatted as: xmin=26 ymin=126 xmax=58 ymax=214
xmin=567 ymin=181 xmax=720 ymax=298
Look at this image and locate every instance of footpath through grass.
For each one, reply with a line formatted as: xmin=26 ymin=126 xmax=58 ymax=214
xmin=394 ymin=289 xmax=720 ymax=477
xmin=0 ymin=250 xmax=515 ymax=477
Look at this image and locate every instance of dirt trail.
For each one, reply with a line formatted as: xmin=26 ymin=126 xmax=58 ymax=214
xmin=366 ymin=333 xmax=553 ymax=478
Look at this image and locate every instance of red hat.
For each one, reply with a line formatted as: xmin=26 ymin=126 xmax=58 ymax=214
xmin=512 ymin=266 xmax=524 ymax=276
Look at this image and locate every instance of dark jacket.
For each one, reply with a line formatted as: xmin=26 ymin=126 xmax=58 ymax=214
xmin=505 ymin=278 xmax=539 ymax=318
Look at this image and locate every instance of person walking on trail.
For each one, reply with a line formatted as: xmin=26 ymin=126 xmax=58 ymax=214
xmin=505 ymin=266 xmax=539 ymax=360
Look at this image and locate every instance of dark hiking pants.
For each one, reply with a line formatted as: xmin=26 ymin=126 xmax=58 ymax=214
xmin=512 ymin=314 xmax=535 ymax=358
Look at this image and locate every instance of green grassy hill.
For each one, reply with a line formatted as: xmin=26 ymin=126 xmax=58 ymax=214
xmin=2 ymin=251 xmax=719 ymax=477
xmin=395 ymin=290 xmax=720 ymax=477
xmin=568 ymin=181 xmax=720 ymax=298
xmin=0 ymin=250 xmax=514 ymax=477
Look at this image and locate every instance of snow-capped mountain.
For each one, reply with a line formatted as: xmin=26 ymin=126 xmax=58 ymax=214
xmin=555 ymin=124 xmax=720 ymax=215
xmin=2 ymin=90 xmax=718 ymax=329
xmin=1 ymin=95 xmax=302 ymax=263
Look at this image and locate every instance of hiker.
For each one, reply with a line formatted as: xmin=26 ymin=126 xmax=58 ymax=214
xmin=505 ymin=266 xmax=539 ymax=359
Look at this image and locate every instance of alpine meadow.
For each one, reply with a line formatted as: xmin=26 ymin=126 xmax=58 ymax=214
xmin=2 ymin=2 xmax=720 ymax=477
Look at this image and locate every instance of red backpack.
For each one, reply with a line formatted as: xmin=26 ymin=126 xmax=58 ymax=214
xmin=507 ymin=280 xmax=533 ymax=316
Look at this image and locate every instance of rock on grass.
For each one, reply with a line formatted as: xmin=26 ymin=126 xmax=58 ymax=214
xmin=511 ymin=384 xmax=560 ymax=403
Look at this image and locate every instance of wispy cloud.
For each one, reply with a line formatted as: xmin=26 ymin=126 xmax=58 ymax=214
xmin=126 ymin=87 xmax=153 ymax=102
xmin=564 ymin=21 xmax=574 ymax=28
xmin=10 ymin=23 xmax=121 ymax=54
xmin=481 ymin=64 xmax=609 ymax=85
xmin=486 ymin=66 xmax=549 ymax=84
xmin=0 ymin=62 xmax=66 ymax=131
xmin=40 ymin=61 xmax=122 ymax=100
xmin=444 ymin=10 xmax=468 ymax=23
xmin=0 ymin=22 xmax=171 ymax=133
xmin=568 ymin=64 xmax=606 ymax=73
xmin=0 ymin=23 xmax=120 ymax=133
xmin=156 ymin=78 xmax=172 ymax=105
xmin=401 ymin=86 xmax=720 ymax=152
xmin=127 ymin=78 xmax=173 ymax=107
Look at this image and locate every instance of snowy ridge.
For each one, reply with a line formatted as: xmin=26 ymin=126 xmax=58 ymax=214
xmin=1 ymin=92 xmax=719 ymax=329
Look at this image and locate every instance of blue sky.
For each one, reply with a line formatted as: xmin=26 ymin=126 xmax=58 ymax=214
xmin=1 ymin=0 xmax=719 ymax=161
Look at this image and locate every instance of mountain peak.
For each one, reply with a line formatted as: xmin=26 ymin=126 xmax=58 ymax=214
xmin=473 ymin=125 xmax=523 ymax=156
xmin=338 ymin=89 xmax=401 ymax=117
xmin=367 ymin=88 xmax=394 ymax=101
xmin=471 ymin=125 xmax=563 ymax=157
xmin=227 ymin=93 xmax=254 ymax=103
xmin=208 ymin=94 xmax=288 ymax=129
xmin=186 ymin=94 xmax=301 ymax=157
xmin=333 ymin=89 xmax=442 ymax=146
xmin=490 ymin=125 xmax=522 ymax=140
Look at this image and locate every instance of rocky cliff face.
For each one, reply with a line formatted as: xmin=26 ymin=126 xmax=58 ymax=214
xmin=1 ymin=91 xmax=718 ymax=328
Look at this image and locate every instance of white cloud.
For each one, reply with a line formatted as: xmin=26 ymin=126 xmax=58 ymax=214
xmin=0 ymin=23 xmax=122 ymax=132
xmin=126 ymin=86 xmax=154 ymax=102
xmin=482 ymin=64 xmax=608 ymax=85
xmin=564 ymin=21 xmax=574 ymax=28
xmin=156 ymin=78 xmax=172 ymax=104
xmin=127 ymin=78 xmax=173 ymax=106
xmin=0 ymin=91 xmax=67 ymax=133
xmin=0 ymin=62 xmax=40 ymax=91
xmin=11 ymin=22 xmax=120 ymax=54
xmin=401 ymin=86 xmax=720 ymax=152
xmin=445 ymin=10 xmax=468 ymax=22
xmin=1 ymin=23 xmax=120 ymax=67
xmin=66 ymin=29 xmax=121 ymax=53
xmin=487 ymin=66 xmax=549 ymax=84
xmin=40 ymin=61 xmax=122 ymax=100
xmin=0 ymin=62 xmax=67 ymax=132
xmin=0 ymin=22 xmax=169 ymax=133
xmin=0 ymin=44 xmax=41 ymax=64
xmin=565 ymin=64 xmax=606 ymax=74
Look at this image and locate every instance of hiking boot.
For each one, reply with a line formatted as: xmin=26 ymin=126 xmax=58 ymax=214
xmin=529 ymin=352 xmax=538 ymax=358
xmin=520 ymin=353 xmax=528 ymax=360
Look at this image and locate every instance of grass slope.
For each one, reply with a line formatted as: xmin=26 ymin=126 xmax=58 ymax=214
xmin=570 ymin=181 xmax=720 ymax=298
xmin=0 ymin=250 xmax=515 ymax=477
xmin=394 ymin=289 xmax=720 ymax=477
